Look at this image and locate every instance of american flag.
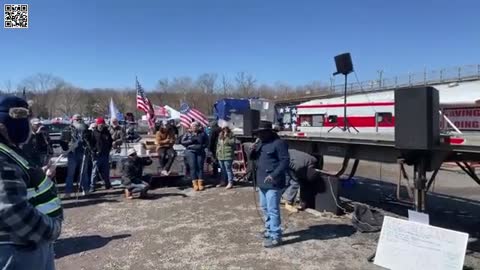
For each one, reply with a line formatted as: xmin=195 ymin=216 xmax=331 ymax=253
xmin=179 ymin=102 xmax=209 ymax=128
xmin=153 ymin=104 xmax=169 ymax=117
xmin=136 ymin=78 xmax=155 ymax=129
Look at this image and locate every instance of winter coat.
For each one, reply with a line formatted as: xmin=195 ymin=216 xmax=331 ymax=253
xmin=250 ymin=134 xmax=290 ymax=190
xmin=208 ymin=125 xmax=221 ymax=155
xmin=122 ymin=156 xmax=153 ymax=186
xmin=91 ymin=125 xmax=113 ymax=156
xmin=21 ymin=126 xmax=52 ymax=166
xmin=60 ymin=123 xmax=90 ymax=155
xmin=109 ymin=125 xmax=124 ymax=148
xmin=216 ymin=133 xmax=236 ymax=161
xmin=287 ymin=149 xmax=319 ymax=181
xmin=181 ymin=131 xmax=208 ymax=155
xmin=155 ymin=129 xmax=175 ymax=149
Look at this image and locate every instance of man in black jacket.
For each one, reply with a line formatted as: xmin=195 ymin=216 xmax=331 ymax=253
xmin=208 ymin=121 xmax=221 ymax=180
xmin=90 ymin=117 xmax=113 ymax=192
xmin=249 ymin=121 xmax=290 ymax=248
xmin=21 ymin=118 xmax=53 ymax=167
xmin=122 ymin=149 xmax=152 ymax=199
xmin=283 ymin=149 xmax=324 ymax=212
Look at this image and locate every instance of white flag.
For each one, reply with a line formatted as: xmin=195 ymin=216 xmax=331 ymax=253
xmin=109 ymin=98 xmax=122 ymax=124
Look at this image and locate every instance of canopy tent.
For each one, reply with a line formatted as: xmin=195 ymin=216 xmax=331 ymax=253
xmin=164 ymin=105 xmax=181 ymax=119
xmin=142 ymin=105 xmax=181 ymax=121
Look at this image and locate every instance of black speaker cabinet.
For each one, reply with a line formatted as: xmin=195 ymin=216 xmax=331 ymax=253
xmin=315 ymin=175 xmax=341 ymax=215
xmin=334 ymin=53 xmax=353 ymax=75
xmin=243 ymin=109 xmax=260 ymax=136
xmin=395 ymin=86 xmax=440 ymax=150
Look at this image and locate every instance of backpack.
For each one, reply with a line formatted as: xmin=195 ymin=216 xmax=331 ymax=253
xmin=351 ymin=204 xmax=384 ymax=233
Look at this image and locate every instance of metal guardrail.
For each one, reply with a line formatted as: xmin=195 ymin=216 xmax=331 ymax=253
xmin=329 ymin=64 xmax=480 ymax=94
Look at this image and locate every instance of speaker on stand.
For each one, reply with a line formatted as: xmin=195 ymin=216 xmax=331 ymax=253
xmin=330 ymin=53 xmax=359 ymax=133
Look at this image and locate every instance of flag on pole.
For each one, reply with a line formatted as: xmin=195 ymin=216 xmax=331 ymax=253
xmin=109 ymin=98 xmax=123 ymax=123
xmin=179 ymin=102 xmax=209 ymax=128
xmin=153 ymin=104 xmax=169 ymax=117
xmin=136 ymin=77 xmax=155 ymax=129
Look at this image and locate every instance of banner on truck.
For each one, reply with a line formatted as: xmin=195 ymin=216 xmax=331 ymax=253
xmin=441 ymin=107 xmax=480 ymax=130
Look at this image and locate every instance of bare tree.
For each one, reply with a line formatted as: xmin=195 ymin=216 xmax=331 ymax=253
xmin=56 ymin=85 xmax=82 ymax=116
xmin=156 ymin=79 xmax=170 ymax=93
xmin=20 ymin=73 xmax=62 ymax=92
xmin=8 ymin=70 xmax=335 ymax=120
xmin=235 ymin=72 xmax=256 ymax=97
xmin=2 ymin=80 xmax=14 ymax=94
xmin=197 ymin=73 xmax=217 ymax=94
xmin=18 ymin=73 xmax=65 ymax=118
xmin=221 ymin=75 xmax=232 ymax=97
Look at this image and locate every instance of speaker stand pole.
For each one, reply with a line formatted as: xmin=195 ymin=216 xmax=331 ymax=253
xmin=414 ymin=158 xmax=427 ymax=212
xmin=343 ymin=74 xmax=348 ymax=132
xmin=328 ymin=73 xmax=358 ymax=134
xmin=342 ymin=74 xmax=359 ymax=134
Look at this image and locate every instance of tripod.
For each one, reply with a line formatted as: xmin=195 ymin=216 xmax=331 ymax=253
xmin=328 ymin=70 xmax=359 ymax=133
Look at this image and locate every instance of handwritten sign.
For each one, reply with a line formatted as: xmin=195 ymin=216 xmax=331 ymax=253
xmin=374 ymin=216 xmax=469 ymax=270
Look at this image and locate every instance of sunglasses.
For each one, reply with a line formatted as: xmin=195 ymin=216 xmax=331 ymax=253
xmin=8 ymin=107 xmax=30 ymax=119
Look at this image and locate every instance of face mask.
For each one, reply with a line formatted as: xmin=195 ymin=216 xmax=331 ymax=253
xmin=6 ymin=117 xmax=31 ymax=144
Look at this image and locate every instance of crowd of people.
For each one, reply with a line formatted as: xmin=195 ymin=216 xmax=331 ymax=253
xmin=0 ymin=95 xmax=326 ymax=269
xmin=11 ymin=107 xmax=244 ymax=200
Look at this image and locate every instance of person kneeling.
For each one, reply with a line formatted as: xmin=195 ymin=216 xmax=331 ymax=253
xmin=122 ymin=149 xmax=153 ymax=199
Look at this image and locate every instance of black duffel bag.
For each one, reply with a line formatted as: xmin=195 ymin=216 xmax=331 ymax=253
xmin=352 ymin=204 xmax=384 ymax=233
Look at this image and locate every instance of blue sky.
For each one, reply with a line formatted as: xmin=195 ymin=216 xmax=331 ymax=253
xmin=1 ymin=0 xmax=479 ymax=90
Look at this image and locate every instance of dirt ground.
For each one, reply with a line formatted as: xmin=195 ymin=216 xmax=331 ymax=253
xmin=54 ymin=158 xmax=480 ymax=270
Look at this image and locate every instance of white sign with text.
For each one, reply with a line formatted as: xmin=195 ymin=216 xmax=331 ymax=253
xmin=374 ymin=216 xmax=469 ymax=270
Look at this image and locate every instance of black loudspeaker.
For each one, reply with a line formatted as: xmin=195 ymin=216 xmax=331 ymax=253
xmin=315 ymin=175 xmax=341 ymax=215
xmin=243 ymin=109 xmax=260 ymax=136
xmin=395 ymin=86 xmax=440 ymax=150
xmin=334 ymin=53 xmax=353 ymax=75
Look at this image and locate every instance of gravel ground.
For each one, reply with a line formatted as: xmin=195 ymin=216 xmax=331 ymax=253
xmin=54 ymin=158 xmax=480 ymax=270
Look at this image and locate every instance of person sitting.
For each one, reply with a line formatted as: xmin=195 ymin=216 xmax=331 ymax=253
xmin=155 ymin=122 xmax=177 ymax=176
xmin=109 ymin=117 xmax=125 ymax=152
xmin=122 ymin=149 xmax=153 ymax=199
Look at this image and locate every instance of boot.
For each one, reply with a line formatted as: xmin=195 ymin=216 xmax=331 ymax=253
xmin=198 ymin=179 xmax=205 ymax=191
xmin=285 ymin=203 xmax=299 ymax=213
xmin=192 ymin=180 xmax=199 ymax=191
xmin=124 ymin=189 xmax=133 ymax=199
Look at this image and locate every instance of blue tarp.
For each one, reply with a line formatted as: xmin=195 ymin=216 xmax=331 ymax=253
xmin=214 ymin=98 xmax=251 ymax=120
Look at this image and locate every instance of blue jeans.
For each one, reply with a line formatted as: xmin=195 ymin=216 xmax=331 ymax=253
xmin=282 ymin=173 xmax=300 ymax=204
xmin=65 ymin=152 xmax=90 ymax=194
xmin=219 ymin=160 xmax=234 ymax=184
xmin=185 ymin=151 xmax=205 ymax=180
xmin=258 ymin=188 xmax=282 ymax=240
xmin=91 ymin=154 xmax=111 ymax=190
xmin=128 ymin=182 xmax=149 ymax=195
xmin=0 ymin=242 xmax=55 ymax=270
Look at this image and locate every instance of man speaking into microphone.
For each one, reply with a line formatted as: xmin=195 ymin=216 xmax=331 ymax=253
xmin=249 ymin=120 xmax=290 ymax=248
